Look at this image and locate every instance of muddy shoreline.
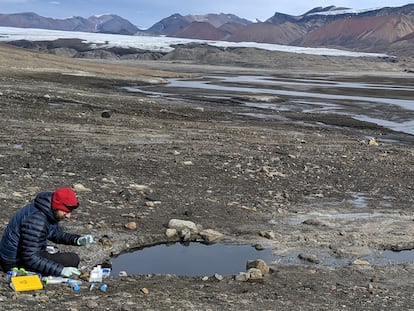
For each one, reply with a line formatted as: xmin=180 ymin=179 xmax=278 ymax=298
xmin=0 ymin=44 xmax=414 ymax=310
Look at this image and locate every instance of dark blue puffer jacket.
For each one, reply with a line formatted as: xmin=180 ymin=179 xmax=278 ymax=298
xmin=0 ymin=192 xmax=80 ymax=276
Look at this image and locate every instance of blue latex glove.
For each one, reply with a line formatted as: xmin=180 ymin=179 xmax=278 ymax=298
xmin=76 ymin=235 xmax=94 ymax=246
xmin=61 ymin=267 xmax=81 ymax=277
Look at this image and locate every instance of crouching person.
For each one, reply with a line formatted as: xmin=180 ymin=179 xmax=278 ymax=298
xmin=0 ymin=187 xmax=94 ymax=277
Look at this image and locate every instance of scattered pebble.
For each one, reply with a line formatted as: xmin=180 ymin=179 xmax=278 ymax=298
xmin=73 ymin=183 xmax=92 ymax=192
xmin=125 ymin=221 xmax=137 ymax=230
xmin=352 ymin=259 xmax=370 ymax=265
xmin=101 ymin=109 xmax=112 ymax=118
xmin=259 ymin=230 xmax=275 ymax=239
xmin=214 ymin=274 xmax=224 ymax=281
xmin=369 ymin=138 xmax=379 ymax=146
xmin=247 ymin=259 xmax=269 ymax=275
xmin=165 ymin=228 xmax=178 ymax=238
xmin=298 ymin=253 xmax=320 ymax=264
xmin=118 ymin=271 xmax=128 ymax=277
xmin=371 ymin=275 xmax=380 ymax=282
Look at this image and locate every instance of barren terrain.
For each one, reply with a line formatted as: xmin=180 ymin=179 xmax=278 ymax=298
xmin=0 ymin=43 xmax=413 ymax=310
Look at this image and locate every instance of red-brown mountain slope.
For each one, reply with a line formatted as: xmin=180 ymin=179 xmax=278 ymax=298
xmin=172 ymin=22 xmax=228 ymax=40
xmin=300 ymin=14 xmax=414 ymax=50
xmin=227 ymin=22 xmax=305 ymax=45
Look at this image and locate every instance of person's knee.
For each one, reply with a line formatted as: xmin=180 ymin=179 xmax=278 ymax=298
xmin=67 ymin=253 xmax=80 ymax=267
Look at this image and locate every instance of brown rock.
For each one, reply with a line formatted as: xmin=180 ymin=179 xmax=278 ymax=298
xmin=125 ymin=221 xmax=137 ymax=230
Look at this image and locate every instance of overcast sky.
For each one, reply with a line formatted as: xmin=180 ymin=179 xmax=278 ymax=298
xmin=0 ymin=0 xmax=411 ymax=29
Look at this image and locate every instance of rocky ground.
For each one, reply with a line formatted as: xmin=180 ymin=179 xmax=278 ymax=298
xmin=0 ymin=42 xmax=413 ymax=310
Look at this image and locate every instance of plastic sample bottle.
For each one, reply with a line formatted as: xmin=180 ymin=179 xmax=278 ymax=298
xmin=69 ymin=282 xmax=81 ymax=291
xmin=42 ymin=276 xmax=69 ymax=284
xmin=66 ymin=279 xmax=82 ymax=291
xmin=89 ymin=265 xmax=103 ymax=283
xmin=5 ymin=270 xmax=16 ymax=281
xmin=100 ymin=284 xmax=107 ymax=292
xmin=6 ymin=267 xmax=40 ymax=281
xmin=102 ymin=268 xmax=111 ymax=279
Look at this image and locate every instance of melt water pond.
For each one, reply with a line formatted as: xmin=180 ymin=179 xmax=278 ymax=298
xmin=111 ymin=242 xmax=274 ymax=277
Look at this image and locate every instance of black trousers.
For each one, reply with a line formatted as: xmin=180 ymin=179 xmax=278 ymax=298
xmin=39 ymin=250 xmax=80 ymax=267
xmin=1 ymin=251 xmax=80 ymax=272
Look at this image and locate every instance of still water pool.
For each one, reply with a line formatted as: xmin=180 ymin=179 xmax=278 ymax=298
xmin=111 ymin=242 xmax=274 ymax=277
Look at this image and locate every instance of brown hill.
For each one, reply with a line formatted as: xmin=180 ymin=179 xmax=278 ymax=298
xmin=172 ymin=22 xmax=228 ymax=40
xmin=300 ymin=14 xmax=414 ymax=51
xmin=394 ymin=31 xmax=414 ymax=42
xmin=147 ymin=13 xmax=250 ymax=36
xmin=184 ymin=13 xmax=251 ymax=28
xmin=227 ymin=22 xmax=305 ymax=45
xmin=218 ymin=22 xmax=246 ymax=38
xmin=151 ymin=4 xmax=414 ymax=55
xmin=0 ymin=12 xmax=94 ymax=31
xmin=388 ymin=31 xmax=414 ymax=57
xmin=0 ymin=12 xmax=138 ymax=34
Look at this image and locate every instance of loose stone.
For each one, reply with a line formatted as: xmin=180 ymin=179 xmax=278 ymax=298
xmin=246 ymin=259 xmax=270 ymax=275
xmin=200 ymin=229 xmax=224 ymax=243
xmin=125 ymin=221 xmax=137 ymax=230
xmin=168 ymin=219 xmax=200 ymax=234
xmin=247 ymin=268 xmax=264 ymax=281
xmin=165 ymin=228 xmax=178 ymax=238
xmin=298 ymin=253 xmax=320 ymax=264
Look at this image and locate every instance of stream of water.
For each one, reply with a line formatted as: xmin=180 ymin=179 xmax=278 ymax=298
xmin=125 ymin=75 xmax=414 ymax=135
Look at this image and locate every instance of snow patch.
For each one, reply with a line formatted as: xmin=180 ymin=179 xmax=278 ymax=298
xmin=308 ymin=7 xmax=382 ymax=16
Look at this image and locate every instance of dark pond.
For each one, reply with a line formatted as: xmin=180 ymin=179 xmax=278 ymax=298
xmin=111 ymin=242 xmax=274 ymax=277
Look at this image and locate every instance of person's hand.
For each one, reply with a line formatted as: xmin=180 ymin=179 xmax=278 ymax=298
xmin=61 ymin=267 xmax=81 ymax=277
xmin=76 ymin=235 xmax=94 ymax=246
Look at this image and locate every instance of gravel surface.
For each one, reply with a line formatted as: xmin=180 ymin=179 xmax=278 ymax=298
xmin=0 ymin=43 xmax=413 ymax=310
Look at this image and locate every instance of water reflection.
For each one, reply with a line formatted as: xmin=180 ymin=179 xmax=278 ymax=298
xmin=111 ymin=243 xmax=274 ymax=277
xmin=124 ymin=75 xmax=414 ymax=135
xmin=380 ymin=249 xmax=414 ymax=264
xmin=167 ymin=77 xmax=414 ymax=110
xmin=216 ymin=75 xmax=414 ymax=92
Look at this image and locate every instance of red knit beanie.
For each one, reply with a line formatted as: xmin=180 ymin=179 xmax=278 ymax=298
xmin=51 ymin=187 xmax=79 ymax=212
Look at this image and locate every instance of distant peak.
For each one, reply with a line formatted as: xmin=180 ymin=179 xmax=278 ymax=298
xmin=305 ymin=6 xmax=384 ymax=16
xmin=304 ymin=6 xmax=350 ymax=15
xmin=93 ymin=13 xmax=113 ymax=18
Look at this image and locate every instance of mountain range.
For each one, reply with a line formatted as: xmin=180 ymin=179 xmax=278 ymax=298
xmin=1 ymin=4 xmax=414 ymax=56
